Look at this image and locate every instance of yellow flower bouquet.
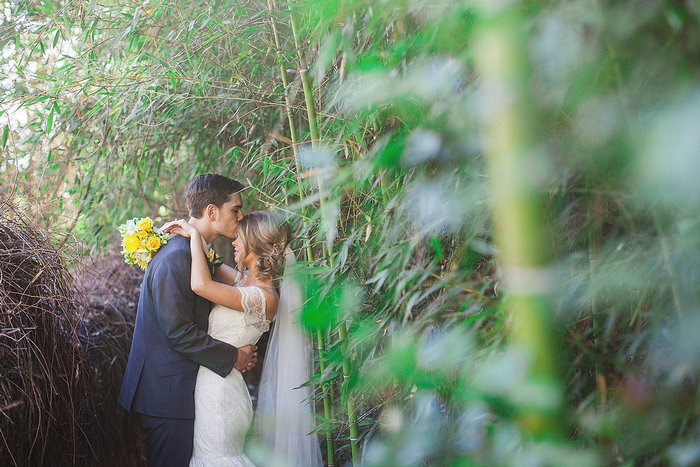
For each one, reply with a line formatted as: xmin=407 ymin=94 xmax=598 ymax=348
xmin=118 ymin=217 xmax=170 ymax=270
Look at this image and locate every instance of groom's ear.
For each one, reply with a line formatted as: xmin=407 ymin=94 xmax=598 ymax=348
xmin=206 ymin=204 xmax=218 ymax=221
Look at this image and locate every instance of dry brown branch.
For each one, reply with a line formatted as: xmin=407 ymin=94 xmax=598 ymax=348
xmin=0 ymin=200 xmax=144 ymax=466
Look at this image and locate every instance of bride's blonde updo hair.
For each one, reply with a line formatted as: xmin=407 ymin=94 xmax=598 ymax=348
xmin=236 ymin=211 xmax=291 ymax=280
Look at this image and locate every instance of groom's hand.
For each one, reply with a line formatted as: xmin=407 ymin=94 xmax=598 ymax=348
xmin=245 ymin=351 xmax=258 ymax=372
xmin=234 ymin=344 xmax=258 ymax=373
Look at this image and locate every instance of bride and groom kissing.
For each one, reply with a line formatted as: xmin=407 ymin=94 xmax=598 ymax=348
xmin=118 ymin=174 xmax=322 ymax=466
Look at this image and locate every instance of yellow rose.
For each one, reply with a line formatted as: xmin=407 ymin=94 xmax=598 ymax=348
xmin=136 ymin=218 xmax=153 ymax=231
xmin=146 ymin=236 xmax=161 ymax=251
xmin=138 ymin=240 xmax=147 ymax=250
xmin=137 ymin=230 xmax=149 ymax=239
xmin=123 ymin=234 xmax=141 ymax=252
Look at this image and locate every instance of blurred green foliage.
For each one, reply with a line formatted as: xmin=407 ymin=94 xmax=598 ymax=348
xmin=2 ymin=0 xmax=700 ymax=464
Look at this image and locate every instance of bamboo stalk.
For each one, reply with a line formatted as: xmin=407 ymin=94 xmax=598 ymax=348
xmin=266 ymin=0 xmax=313 ymax=264
xmin=474 ymin=4 xmax=564 ymax=438
xmin=336 ymin=321 xmax=360 ymax=463
xmin=289 ymin=8 xmax=361 ymax=465
xmin=289 ymin=16 xmax=320 ymax=146
xmin=266 ymin=2 xmax=335 ymax=464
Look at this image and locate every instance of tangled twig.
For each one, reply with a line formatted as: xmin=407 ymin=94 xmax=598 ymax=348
xmin=1 ymin=200 xmax=145 ymax=466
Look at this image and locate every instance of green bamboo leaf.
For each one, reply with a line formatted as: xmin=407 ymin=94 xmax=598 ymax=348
xmin=52 ymin=30 xmax=60 ymax=48
xmin=46 ymin=107 xmax=54 ymax=134
xmin=132 ymin=7 xmax=142 ymax=28
xmin=217 ymin=120 xmax=232 ymax=137
xmin=1 ymin=125 xmax=9 ymax=149
xmin=430 ymin=236 xmax=443 ymax=260
xmin=202 ymin=33 xmax=224 ymax=47
xmin=226 ymin=146 xmax=241 ymax=163
xmin=185 ymin=44 xmax=192 ymax=65
xmin=313 ymin=29 xmax=341 ymax=81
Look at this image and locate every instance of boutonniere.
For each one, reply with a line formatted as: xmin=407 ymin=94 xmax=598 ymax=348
xmin=206 ymin=248 xmax=223 ymax=273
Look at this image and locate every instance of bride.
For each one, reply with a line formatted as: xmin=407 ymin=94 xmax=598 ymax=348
xmin=163 ymin=212 xmax=322 ymax=467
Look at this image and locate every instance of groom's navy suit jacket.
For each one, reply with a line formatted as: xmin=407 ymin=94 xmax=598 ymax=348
xmin=118 ymin=234 xmax=237 ymax=419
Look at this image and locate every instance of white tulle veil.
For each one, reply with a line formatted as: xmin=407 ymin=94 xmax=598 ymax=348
xmin=255 ymin=247 xmax=322 ymax=466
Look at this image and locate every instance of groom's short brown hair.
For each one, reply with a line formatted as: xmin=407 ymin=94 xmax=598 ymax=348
xmin=187 ymin=173 xmax=245 ymax=218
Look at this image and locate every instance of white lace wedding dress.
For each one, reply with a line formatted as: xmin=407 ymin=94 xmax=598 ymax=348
xmin=190 ymin=286 xmax=269 ymax=467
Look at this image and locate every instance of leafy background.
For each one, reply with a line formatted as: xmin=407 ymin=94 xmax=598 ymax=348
xmin=2 ymin=0 xmax=700 ymax=465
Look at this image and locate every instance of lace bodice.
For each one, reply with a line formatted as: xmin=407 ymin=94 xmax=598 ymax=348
xmin=207 ymin=286 xmax=270 ymax=348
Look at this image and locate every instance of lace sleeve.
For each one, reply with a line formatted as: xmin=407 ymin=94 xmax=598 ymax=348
xmin=240 ymin=286 xmax=270 ymax=332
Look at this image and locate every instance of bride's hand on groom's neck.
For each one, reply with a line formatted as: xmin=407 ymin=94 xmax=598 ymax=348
xmin=162 ymin=219 xmax=199 ymax=238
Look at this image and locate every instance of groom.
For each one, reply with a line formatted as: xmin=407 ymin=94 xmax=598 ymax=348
xmin=118 ymin=173 xmax=257 ymax=467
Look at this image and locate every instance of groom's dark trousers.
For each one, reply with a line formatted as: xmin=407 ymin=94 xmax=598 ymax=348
xmin=118 ymin=235 xmax=238 ymax=466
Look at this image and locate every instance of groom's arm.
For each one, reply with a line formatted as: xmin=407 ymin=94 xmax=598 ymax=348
xmin=151 ymin=249 xmax=237 ymax=378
